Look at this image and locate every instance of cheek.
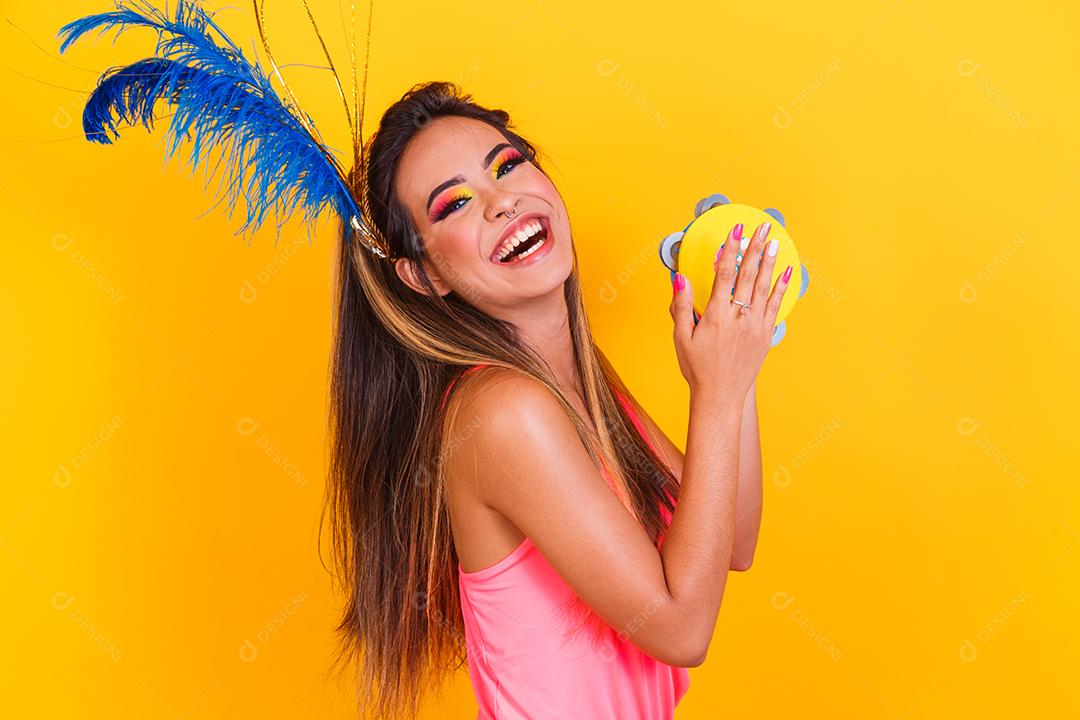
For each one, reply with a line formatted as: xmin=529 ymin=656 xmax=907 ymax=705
xmin=426 ymin=228 xmax=479 ymax=270
xmin=520 ymin=173 xmax=566 ymax=224
xmin=530 ymin=170 xmax=560 ymax=201
xmin=532 ymin=176 xmax=569 ymax=237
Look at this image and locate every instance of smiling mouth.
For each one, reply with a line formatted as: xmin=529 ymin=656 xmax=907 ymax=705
xmin=492 ymin=216 xmax=551 ymax=264
xmin=498 ymin=229 xmax=547 ymax=262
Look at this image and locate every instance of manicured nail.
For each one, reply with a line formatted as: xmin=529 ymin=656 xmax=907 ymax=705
xmin=782 ymin=265 xmax=792 ymax=283
xmin=733 ymin=223 xmax=743 ymax=241
xmin=761 ymin=221 xmax=772 ymax=237
xmin=767 ymin=239 xmax=779 ymax=257
xmin=673 ymin=272 xmax=685 ymax=294
xmin=739 ymin=236 xmax=750 ymax=252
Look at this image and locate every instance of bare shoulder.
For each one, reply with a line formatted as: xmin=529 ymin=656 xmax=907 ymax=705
xmin=443 ymin=366 xmax=579 ymax=500
xmin=441 ymin=367 xmax=557 ymax=571
xmin=448 ymin=366 xmax=567 ymax=438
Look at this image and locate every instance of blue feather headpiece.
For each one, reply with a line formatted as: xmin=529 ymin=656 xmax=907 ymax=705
xmin=56 ymin=0 xmax=393 ymax=260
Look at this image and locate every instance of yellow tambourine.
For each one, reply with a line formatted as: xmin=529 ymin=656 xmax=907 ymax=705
xmin=658 ymin=194 xmax=809 ymax=346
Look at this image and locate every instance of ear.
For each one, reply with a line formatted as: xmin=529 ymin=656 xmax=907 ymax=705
xmin=395 ymin=256 xmax=452 ymax=297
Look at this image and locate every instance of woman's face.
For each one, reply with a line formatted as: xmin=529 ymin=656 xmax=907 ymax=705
xmin=393 ymin=116 xmax=574 ymax=312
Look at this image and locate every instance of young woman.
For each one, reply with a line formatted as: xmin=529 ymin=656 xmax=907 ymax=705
xmin=323 ymin=82 xmax=793 ymax=719
xmin=56 ymin=4 xmax=788 ymax=717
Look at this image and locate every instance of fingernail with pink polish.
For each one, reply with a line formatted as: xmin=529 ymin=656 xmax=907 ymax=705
xmin=782 ymin=265 xmax=792 ymax=283
xmin=733 ymin=223 xmax=743 ymax=241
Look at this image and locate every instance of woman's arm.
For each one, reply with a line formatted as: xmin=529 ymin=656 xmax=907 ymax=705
xmin=448 ymin=368 xmax=743 ymax=667
xmin=624 ymin=382 xmax=763 ymax=571
xmin=731 ymin=382 xmax=762 ymax=570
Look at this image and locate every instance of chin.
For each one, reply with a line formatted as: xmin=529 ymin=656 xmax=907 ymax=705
xmin=542 ymin=245 xmax=576 ymax=290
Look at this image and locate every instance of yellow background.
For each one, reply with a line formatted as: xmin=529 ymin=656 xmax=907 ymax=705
xmin=2 ymin=0 xmax=1077 ymax=716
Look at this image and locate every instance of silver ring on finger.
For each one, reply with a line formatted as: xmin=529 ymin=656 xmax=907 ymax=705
xmin=731 ymin=299 xmax=751 ymax=315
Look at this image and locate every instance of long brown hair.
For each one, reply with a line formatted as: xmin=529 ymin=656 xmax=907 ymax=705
xmin=320 ymin=81 xmax=680 ymax=719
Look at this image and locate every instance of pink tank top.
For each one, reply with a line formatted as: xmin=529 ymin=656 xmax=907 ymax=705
xmin=443 ymin=364 xmax=690 ymax=719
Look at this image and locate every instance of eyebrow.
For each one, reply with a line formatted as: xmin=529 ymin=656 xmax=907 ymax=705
xmin=425 ymin=142 xmax=512 ymax=213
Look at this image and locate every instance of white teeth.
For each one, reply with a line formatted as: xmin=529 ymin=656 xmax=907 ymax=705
xmin=512 ymin=237 xmax=545 ymax=261
xmin=496 ymin=219 xmax=544 ymax=261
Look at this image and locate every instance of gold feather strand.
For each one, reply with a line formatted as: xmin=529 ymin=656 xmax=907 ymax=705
xmin=352 ymin=0 xmax=393 ymax=261
xmin=342 ymin=0 xmax=383 ymax=253
xmin=252 ymin=0 xmax=319 ymax=142
xmin=298 ymin=0 xmax=390 ymax=259
xmin=356 ymin=0 xmax=375 ymax=168
xmin=343 ymin=0 xmax=361 ymax=170
xmin=252 ymin=0 xmax=391 ymax=259
xmin=251 ymin=1 xmax=347 ymax=183
xmin=299 ymin=0 xmax=357 ymax=142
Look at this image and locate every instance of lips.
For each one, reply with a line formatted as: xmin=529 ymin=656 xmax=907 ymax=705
xmin=490 ymin=213 xmax=551 ymax=263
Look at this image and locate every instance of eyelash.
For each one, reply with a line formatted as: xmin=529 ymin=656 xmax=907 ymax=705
xmin=433 ymin=151 xmax=527 ymax=221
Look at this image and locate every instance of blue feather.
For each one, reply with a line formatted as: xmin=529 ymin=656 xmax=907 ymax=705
xmin=57 ymin=0 xmax=363 ymax=246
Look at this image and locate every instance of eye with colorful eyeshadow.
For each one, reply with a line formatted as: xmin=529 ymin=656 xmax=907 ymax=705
xmin=430 ymin=150 xmax=528 ymax=222
xmin=431 ymin=191 xmax=472 ymax=222
xmin=492 ymin=149 xmax=526 ymax=179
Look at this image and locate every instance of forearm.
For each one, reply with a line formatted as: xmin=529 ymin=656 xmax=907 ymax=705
xmin=731 ymin=382 xmax=763 ymax=570
xmin=657 ymin=389 xmax=742 ymax=661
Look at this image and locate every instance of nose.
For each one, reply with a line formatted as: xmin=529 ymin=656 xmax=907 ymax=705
xmin=484 ymin=190 xmax=520 ymax=222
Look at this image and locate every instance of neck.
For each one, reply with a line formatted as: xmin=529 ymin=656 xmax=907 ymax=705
xmin=497 ymin=287 xmax=581 ymax=399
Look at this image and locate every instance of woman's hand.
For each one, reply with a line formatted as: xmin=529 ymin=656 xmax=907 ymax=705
xmin=669 ymin=222 xmax=792 ymax=405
